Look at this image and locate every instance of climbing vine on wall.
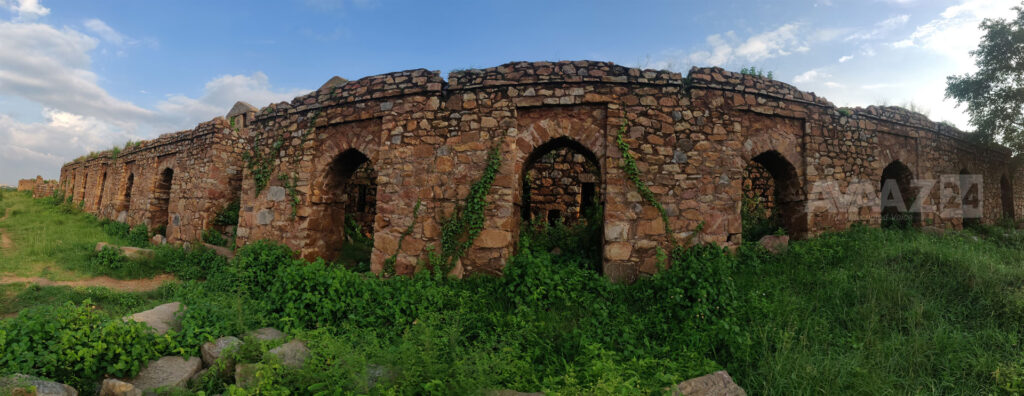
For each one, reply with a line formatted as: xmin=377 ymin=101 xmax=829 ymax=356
xmin=383 ymin=199 xmax=422 ymax=277
xmin=615 ymin=120 xmax=678 ymax=247
xmin=435 ymin=145 xmax=502 ymax=272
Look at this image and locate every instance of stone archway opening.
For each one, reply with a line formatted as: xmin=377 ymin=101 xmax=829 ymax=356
xmin=309 ymin=148 xmax=377 ymax=267
xmin=96 ymin=171 xmax=107 ymax=210
xmin=520 ymin=137 xmax=603 ymax=271
xmin=742 ymin=150 xmax=806 ymax=240
xmin=118 ymin=173 xmax=134 ymax=214
xmin=880 ymin=161 xmax=919 ymax=228
xmin=150 ymin=168 xmax=173 ymax=234
xmin=959 ymin=168 xmax=982 ymax=228
xmin=1001 ymin=174 xmax=1014 ymax=221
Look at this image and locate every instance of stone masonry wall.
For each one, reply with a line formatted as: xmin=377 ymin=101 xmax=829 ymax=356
xmin=56 ymin=60 xmax=1024 ymax=282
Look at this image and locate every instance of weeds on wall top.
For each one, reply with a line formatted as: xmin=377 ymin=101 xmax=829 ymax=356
xmin=740 ymin=66 xmax=774 ymax=80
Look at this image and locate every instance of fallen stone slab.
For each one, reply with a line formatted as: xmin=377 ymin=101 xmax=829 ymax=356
xmin=267 ymin=339 xmax=310 ymax=368
xmin=758 ymin=235 xmax=789 ymax=254
xmin=202 ymin=243 xmax=235 ymax=259
xmin=98 ymin=378 xmax=140 ymax=396
xmin=0 ymin=374 xmax=78 ymax=396
xmin=670 ymin=370 xmax=745 ymax=396
xmin=124 ymin=302 xmax=185 ymax=335
xmin=245 ymin=327 xmax=286 ymax=342
xmin=95 ymin=242 xmax=155 ymax=260
xmin=201 ymin=336 xmax=242 ymax=367
xmin=128 ymin=356 xmax=202 ymax=392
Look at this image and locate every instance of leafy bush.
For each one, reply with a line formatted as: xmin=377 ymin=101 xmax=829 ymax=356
xmin=213 ymin=199 xmax=241 ymax=226
xmin=0 ymin=301 xmax=167 ymax=390
xmin=91 ymin=245 xmax=128 ymax=272
xmin=232 ymin=240 xmax=298 ymax=294
xmin=202 ymin=228 xmax=228 ymax=247
xmin=152 ymin=244 xmax=228 ymax=282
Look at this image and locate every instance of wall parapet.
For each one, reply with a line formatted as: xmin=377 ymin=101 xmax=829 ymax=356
xmin=448 ymin=60 xmax=685 ymax=89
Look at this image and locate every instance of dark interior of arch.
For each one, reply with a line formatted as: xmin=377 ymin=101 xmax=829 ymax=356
xmin=312 ymin=148 xmax=377 ymax=264
xmin=880 ymin=161 xmax=919 ymax=228
xmin=742 ymin=150 xmax=806 ymax=239
xmin=96 ymin=171 xmax=107 ymax=209
xmin=959 ymin=168 xmax=982 ymax=227
xmin=1001 ymin=175 xmax=1015 ymax=220
xmin=151 ymin=168 xmax=173 ymax=233
xmin=119 ymin=173 xmax=134 ymax=213
xmin=521 ymin=137 xmax=602 ymax=225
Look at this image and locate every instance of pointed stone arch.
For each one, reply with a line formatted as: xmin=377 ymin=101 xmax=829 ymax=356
xmin=880 ymin=161 xmax=920 ymax=228
xmin=742 ymin=150 xmax=807 ymax=239
xmin=150 ymin=168 xmax=174 ymax=232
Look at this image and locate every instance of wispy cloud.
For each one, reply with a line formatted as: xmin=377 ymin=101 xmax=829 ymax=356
xmin=845 ymin=14 xmax=910 ymax=41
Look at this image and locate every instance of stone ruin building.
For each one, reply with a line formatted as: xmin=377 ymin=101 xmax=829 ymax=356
xmin=18 ymin=176 xmax=57 ymax=198
xmin=53 ymin=61 xmax=1024 ymax=282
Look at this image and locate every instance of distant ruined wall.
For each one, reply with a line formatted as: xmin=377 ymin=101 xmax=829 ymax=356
xmin=57 ymin=60 xmax=1024 ymax=282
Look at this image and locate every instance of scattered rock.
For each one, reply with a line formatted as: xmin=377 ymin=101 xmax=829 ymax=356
xmin=201 ymin=336 xmax=242 ymax=367
xmin=125 ymin=302 xmax=185 ymax=335
xmin=129 ymin=356 xmax=202 ymax=392
xmin=246 ymin=327 xmax=286 ymax=342
xmin=202 ymin=243 xmax=235 ymax=259
xmin=187 ymin=368 xmax=208 ymax=388
xmin=150 ymin=235 xmax=165 ymax=246
xmin=670 ymin=370 xmax=745 ymax=396
xmin=98 ymin=379 xmax=140 ymax=396
xmin=234 ymin=363 xmax=260 ymax=389
xmin=267 ymin=340 xmax=310 ymax=368
xmin=120 ymin=246 xmax=154 ymax=260
xmin=758 ymin=235 xmax=789 ymax=254
xmin=95 ymin=242 xmax=155 ymax=259
xmin=0 ymin=374 xmax=78 ymax=396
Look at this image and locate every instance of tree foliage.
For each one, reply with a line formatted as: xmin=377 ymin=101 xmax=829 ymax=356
xmin=946 ymin=3 xmax=1024 ymax=152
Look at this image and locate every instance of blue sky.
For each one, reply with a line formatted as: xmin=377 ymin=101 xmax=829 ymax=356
xmin=0 ymin=0 xmax=1018 ymax=185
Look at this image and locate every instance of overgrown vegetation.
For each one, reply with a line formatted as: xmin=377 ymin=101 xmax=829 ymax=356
xmin=4 ymin=184 xmax=1024 ymax=394
xmin=740 ymin=66 xmax=774 ymax=80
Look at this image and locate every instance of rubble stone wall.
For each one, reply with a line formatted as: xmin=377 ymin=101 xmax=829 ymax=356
xmin=56 ymin=60 xmax=1024 ymax=282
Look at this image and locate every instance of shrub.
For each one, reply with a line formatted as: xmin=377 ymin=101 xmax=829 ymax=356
xmin=152 ymin=244 xmax=228 ymax=282
xmin=202 ymin=228 xmax=228 ymax=247
xmin=90 ymin=245 xmax=128 ymax=272
xmin=232 ymin=240 xmax=299 ymax=294
xmin=0 ymin=301 xmax=167 ymax=390
xmin=213 ymin=199 xmax=241 ymax=226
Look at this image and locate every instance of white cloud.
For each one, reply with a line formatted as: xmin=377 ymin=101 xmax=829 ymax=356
xmin=891 ymin=0 xmax=1018 ymax=67
xmin=824 ymin=81 xmax=845 ymax=88
xmin=0 ymin=6 xmax=310 ymax=184
xmin=83 ymin=18 xmax=126 ymax=46
xmin=846 ymin=14 xmax=910 ymax=41
xmin=735 ymin=23 xmax=808 ymax=61
xmin=2 ymin=0 xmax=49 ymax=20
xmin=794 ymin=68 xmax=830 ymax=83
xmin=839 ymin=55 xmax=854 ymax=63
xmin=657 ymin=23 xmax=809 ymax=68
xmin=155 ymin=72 xmax=310 ymax=128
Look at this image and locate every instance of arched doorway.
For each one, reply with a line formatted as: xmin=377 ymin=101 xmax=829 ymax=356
xmin=742 ymin=150 xmax=806 ymax=240
xmin=96 ymin=171 xmax=107 ymax=211
xmin=960 ymin=168 xmax=981 ymax=227
xmin=1001 ymin=174 xmax=1014 ymax=220
xmin=308 ymin=148 xmax=377 ymax=266
xmin=150 ymin=168 xmax=173 ymax=234
xmin=520 ymin=137 xmax=602 ymax=271
xmin=118 ymin=173 xmax=134 ymax=214
xmin=880 ymin=161 xmax=919 ymax=228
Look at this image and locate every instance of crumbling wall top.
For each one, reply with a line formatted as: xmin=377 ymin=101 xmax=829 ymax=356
xmin=688 ymin=66 xmax=833 ymax=106
xmin=448 ymin=60 xmax=685 ymax=89
xmin=253 ymin=68 xmax=444 ymax=121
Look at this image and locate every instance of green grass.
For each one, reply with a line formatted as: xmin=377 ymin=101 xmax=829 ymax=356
xmin=4 ymin=190 xmax=1024 ymax=394
xmin=0 ymin=282 xmax=172 ymax=317
xmin=0 ymin=191 xmax=163 ymax=280
xmin=729 ymin=225 xmax=1024 ymax=394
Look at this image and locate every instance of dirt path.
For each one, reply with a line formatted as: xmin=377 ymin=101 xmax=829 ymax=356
xmin=0 ymin=207 xmax=10 ymax=222
xmin=0 ymin=273 xmax=177 ymax=292
xmin=0 ymin=229 xmax=10 ymax=250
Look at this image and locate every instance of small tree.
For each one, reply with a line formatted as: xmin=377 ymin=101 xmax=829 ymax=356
xmin=946 ymin=2 xmax=1024 ymax=151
